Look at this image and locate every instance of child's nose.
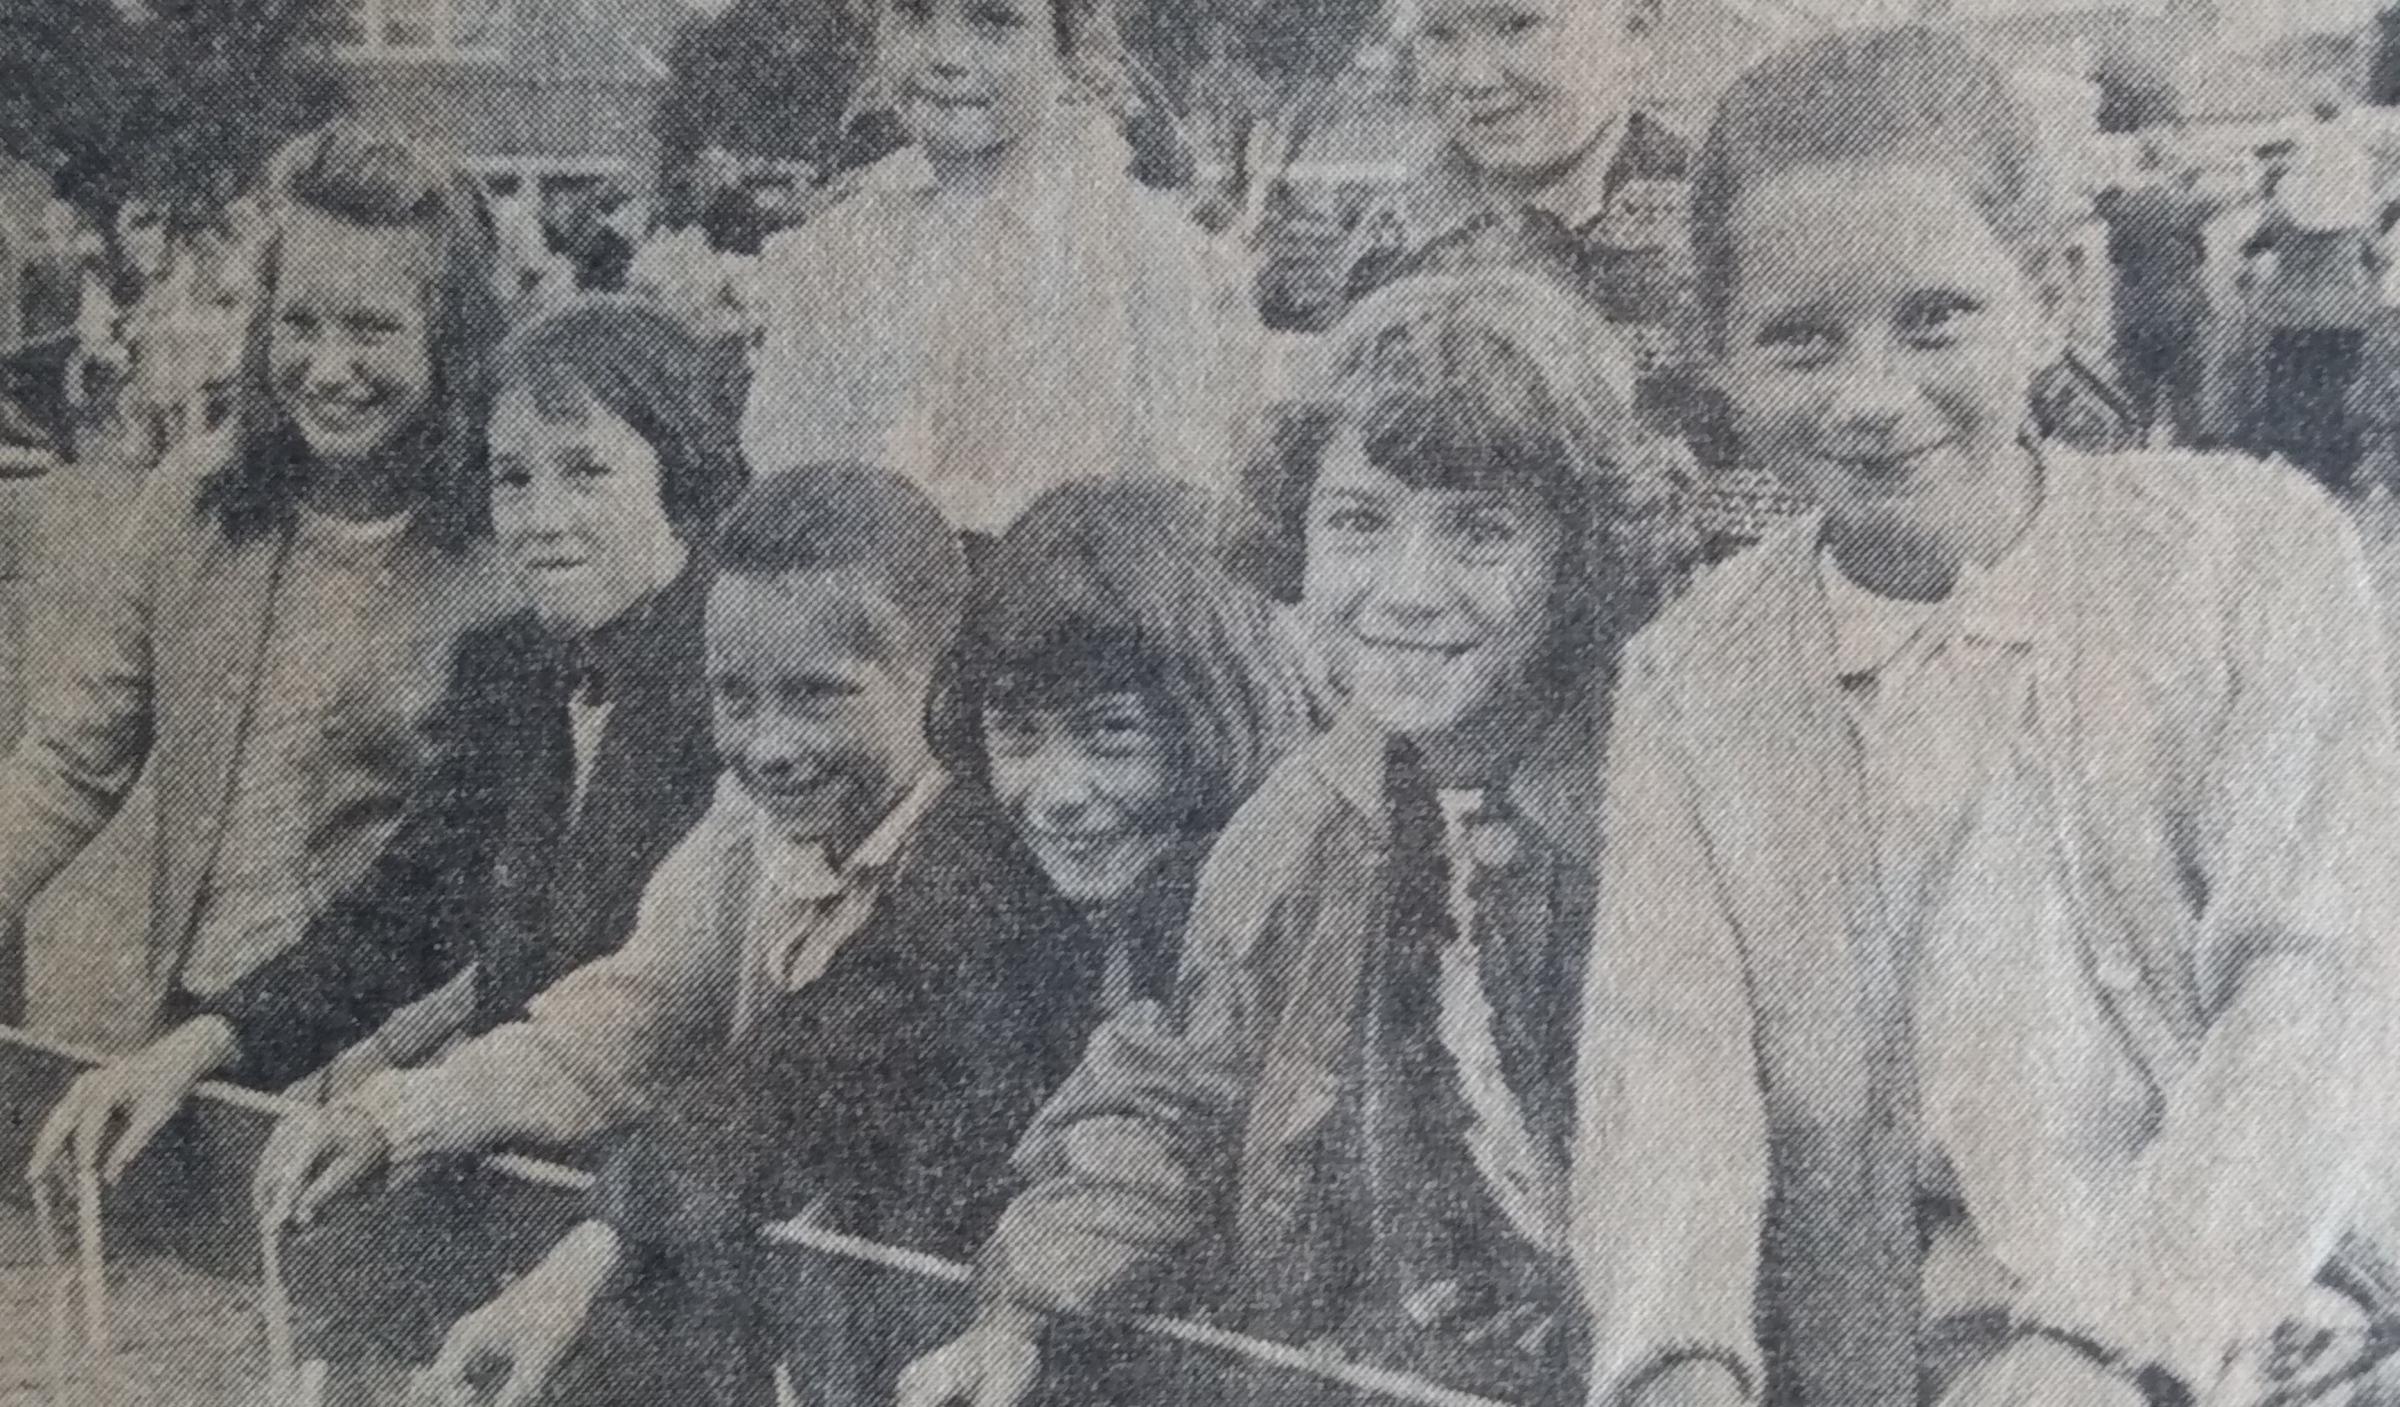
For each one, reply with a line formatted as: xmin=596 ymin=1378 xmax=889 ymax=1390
xmin=1448 ymin=44 xmax=1507 ymax=95
xmin=1368 ymin=523 xmax=1461 ymax=616
xmin=1822 ymin=352 xmax=1920 ymax=438
xmin=925 ymin=14 xmax=973 ymax=73
xmin=1029 ymin=764 xmax=1100 ymax=819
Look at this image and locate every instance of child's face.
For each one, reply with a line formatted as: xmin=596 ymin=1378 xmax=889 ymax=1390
xmin=489 ymin=386 xmax=685 ymax=637
xmin=1302 ymin=430 xmax=1567 ymax=740
xmin=882 ymin=0 xmax=1067 ymax=168
xmin=708 ymin=570 xmax=941 ymax=851
xmin=1416 ymin=0 xmax=1647 ymax=184
xmin=1718 ymin=160 xmax=2053 ymax=581
xmin=269 ymin=208 xmax=436 ymax=467
xmin=982 ymin=688 xmax=1181 ymax=911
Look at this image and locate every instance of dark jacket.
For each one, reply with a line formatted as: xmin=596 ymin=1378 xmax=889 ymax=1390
xmin=205 ymin=570 xmax=718 ymax=1091
xmin=977 ymin=712 xmax=1599 ymax=1406
xmin=590 ymin=785 xmax=1197 ymax=1404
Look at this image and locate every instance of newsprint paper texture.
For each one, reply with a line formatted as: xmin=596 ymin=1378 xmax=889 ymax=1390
xmin=12 ymin=1 xmax=2400 ymax=1405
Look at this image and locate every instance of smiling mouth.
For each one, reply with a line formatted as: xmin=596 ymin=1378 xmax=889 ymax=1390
xmin=1358 ymin=637 xmax=1472 ymax=659
xmin=1824 ymin=440 xmax=1953 ymax=479
xmin=748 ymin=773 xmax=840 ymax=804
xmin=1030 ymin=831 xmax=1130 ymax=857
xmin=301 ymin=397 xmax=382 ymax=421
xmin=1465 ymin=105 xmax=1528 ymax=130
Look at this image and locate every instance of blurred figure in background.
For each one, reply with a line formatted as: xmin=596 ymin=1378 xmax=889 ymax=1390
xmin=2097 ymin=137 xmax=2219 ymax=447
xmin=2244 ymin=100 xmax=2379 ymax=491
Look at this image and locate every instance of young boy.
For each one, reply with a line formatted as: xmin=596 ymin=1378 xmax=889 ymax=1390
xmin=1312 ymin=0 xmax=1797 ymax=555
xmin=247 ymin=464 xmax=971 ymax=1394
xmin=1574 ymin=28 xmax=2400 ymax=1407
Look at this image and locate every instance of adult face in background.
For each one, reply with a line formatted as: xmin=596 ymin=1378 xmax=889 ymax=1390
xmin=1413 ymin=0 xmax=1657 ymax=186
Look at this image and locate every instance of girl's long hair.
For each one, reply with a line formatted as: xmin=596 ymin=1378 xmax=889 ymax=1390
xmin=199 ymin=119 xmax=504 ymax=550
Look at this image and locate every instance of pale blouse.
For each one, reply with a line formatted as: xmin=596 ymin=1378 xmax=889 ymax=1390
xmin=741 ymin=120 xmax=1260 ymax=534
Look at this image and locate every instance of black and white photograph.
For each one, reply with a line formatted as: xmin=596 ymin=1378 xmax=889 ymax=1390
xmin=3 ymin=1 xmax=2400 ymax=1405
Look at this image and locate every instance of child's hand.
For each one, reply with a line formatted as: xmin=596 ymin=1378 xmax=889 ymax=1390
xmin=407 ymin=1224 xmax=618 ymax=1407
xmin=894 ymin=1312 xmax=1043 ymax=1407
xmin=27 ymin=1016 xmax=236 ymax=1187
xmin=1939 ymin=1336 xmax=2147 ymax=1407
xmin=1626 ymin=1359 xmax=1749 ymax=1407
xmin=252 ymin=1103 xmax=393 ymax=1229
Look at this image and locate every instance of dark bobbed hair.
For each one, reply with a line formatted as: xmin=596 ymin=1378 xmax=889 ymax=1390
xmin=1232 ymin=269 xmax=1694 ymax=696
xmin=927 ymin=476 xmax=1315 ymax=832
xmin=490 ymin=295 xmax=749 ymax=542
xmin=1690 ymin=24 xmax=2061 ymax=348
xmin=711 ymin=461 xmax=968 ymax=660
xmin=201 ymin=118 xmax=505 ymax=549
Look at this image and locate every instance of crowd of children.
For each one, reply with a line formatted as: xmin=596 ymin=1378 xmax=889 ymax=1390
xmin=7 ymin=2 xmax=2400 ymax=1406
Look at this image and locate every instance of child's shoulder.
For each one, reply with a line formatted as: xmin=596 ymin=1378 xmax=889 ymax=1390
xmin=1634 ymin=516 xmax=1815 ymax=664
xmin=2073 ymin=447 xmax=2352 ymax=565
xmin=1190 ymin=729 xmax=1387 ymax=899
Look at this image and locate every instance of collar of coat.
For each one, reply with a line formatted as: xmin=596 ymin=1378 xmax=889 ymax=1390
xmin=1394 ymin=108 xmax=1690 ymax=250
xmin=1298 ymin=695 xmax=1602 ymax=862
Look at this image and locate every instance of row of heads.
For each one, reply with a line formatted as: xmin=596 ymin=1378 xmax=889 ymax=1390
xmin=463 ymin=274 xmax=1677 ymax=855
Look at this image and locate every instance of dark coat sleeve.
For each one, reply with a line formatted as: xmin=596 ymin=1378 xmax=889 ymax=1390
xmin=592 ymin=801 xmax=1087 ymax=1261
xmin=202 ymin=622 xmax=527 ymax=1090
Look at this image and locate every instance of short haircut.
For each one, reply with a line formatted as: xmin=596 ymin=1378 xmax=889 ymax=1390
xmin=1690 ymin=24 xmax=2061 ymax=346
xmin=1234 ymin=269 xmax=1693 ymax=685
xmin=711 ymin=463 xmax=968 ymax=659
xmin=492 ymin=295 xmax=749 ymax=540
xmin=928 ymin=477 xmax=1314 ymax=831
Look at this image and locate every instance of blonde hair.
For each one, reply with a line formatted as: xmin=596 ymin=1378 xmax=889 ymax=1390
xmin=205 ymin=119 xmax=502 ymax=549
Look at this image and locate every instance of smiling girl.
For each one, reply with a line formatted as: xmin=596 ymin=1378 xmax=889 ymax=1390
xmin=897 ymin=269 xmax=1692 ymax=1407
xmin=1573 ymin=28 xmax=2400 ymax=1407
xmin=207 ymin=296 xmax=746 ymax=1240
xmin=15 ymin=120 xmax=516 ymax=1187
xmin=741 ymin=0 xmax=1259 ymax=534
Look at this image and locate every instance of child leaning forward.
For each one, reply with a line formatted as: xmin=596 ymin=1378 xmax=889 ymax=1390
xmin=901 ymin=269 xmax=1694 ymax=1407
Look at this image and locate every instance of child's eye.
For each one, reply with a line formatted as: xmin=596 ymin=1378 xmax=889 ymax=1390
xmin=1452 ymin=509 xmax=1520 ymax=554
xmin=1418 ymin=22 xmax=1460 ymax=46
xmin=1756 ymin=318 xmax=1838 ymax=368
xmin=982 ymin=708 xmax=1039 ymax=749
xmin=971 ymin=1 xmax=1025 ymax=30
xmin=1088 ymin=713 xmax=1157 ymax=750
xmin=784 ymin=676 xmax=864 ymax=712
xmin=564 ymin=454 xmax=613 ymax=482
xmin=277 ymin=310 xmax=317 ymax=338
xmin=1320 ymin=504 xmax=1385 ymax=537
xmin=713 ymin=680 xmax=757 ymax=721
xmin=1900 ymin=293 xmax=1984 ymax=347
xmin=349 ymin=314 xmax=404 ymax=344
xmin=893 ymin=0 xmax=931 ymax=20
xmin=490 ymin=460 xmax=532 ymax=491
xmin=1497 ymin=12 xmax=1543 ymax=37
